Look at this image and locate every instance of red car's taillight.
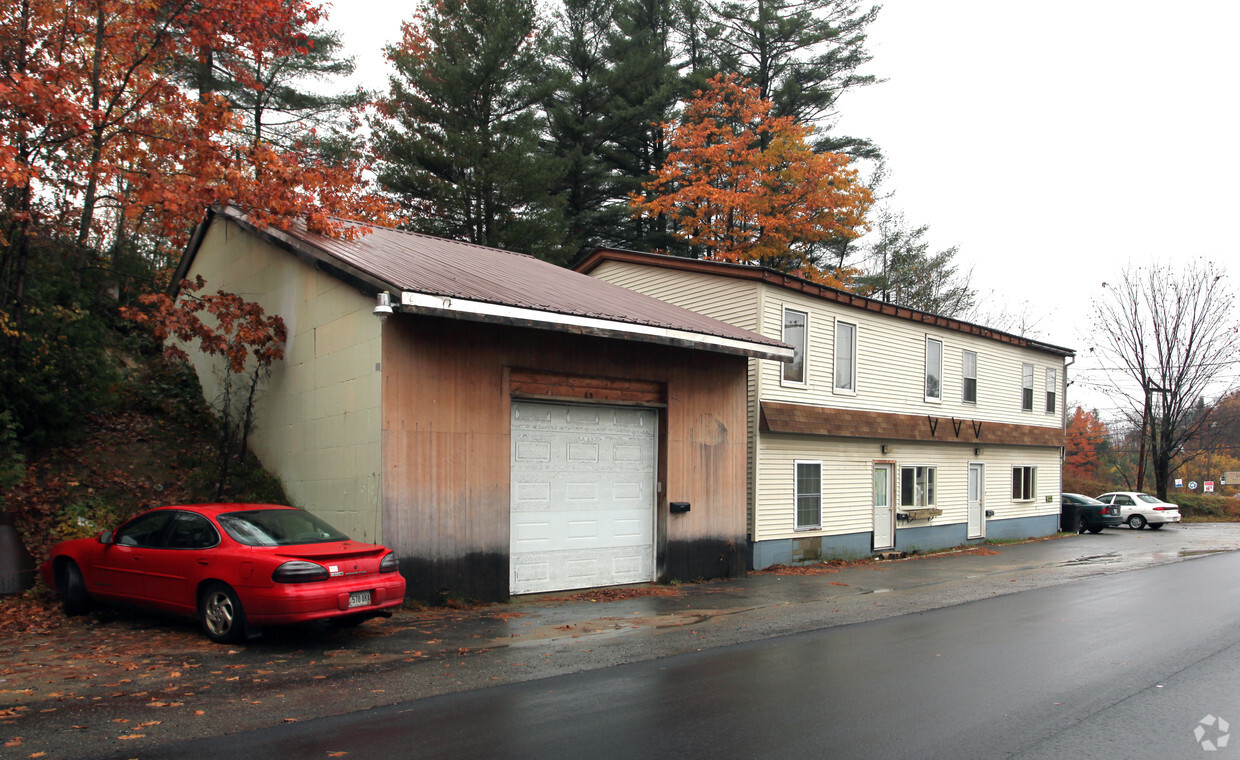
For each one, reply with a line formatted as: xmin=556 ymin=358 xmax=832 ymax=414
xmin=1154 ymin=506 xmax=1171 ymax=511
xmin=380 ymin=553 xmax=399 ymax=574
xmin=272 ymin=560 xmax=329 ymax=583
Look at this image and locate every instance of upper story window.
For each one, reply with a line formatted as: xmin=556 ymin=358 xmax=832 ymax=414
xmin=1045 ymin=368 xmax=1057 ymax=413
xmin=795 ymin=460 xmax=822 ymax=530
xmin=925 ymin=338 xmax=942 ymax=401
xmin=1021 ymin=363 xmax=1034 ymax=411
xmin=962 ymin=350 xmax=978 ymax=404
xmin=834 ymin=320 xmax=856 ymax=392
xmin=782 ymin=308 xmax=807 ymax=385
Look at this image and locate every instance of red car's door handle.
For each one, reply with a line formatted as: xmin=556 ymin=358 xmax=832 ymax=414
xmin=196 ymin=559 xmax=209 ymax=566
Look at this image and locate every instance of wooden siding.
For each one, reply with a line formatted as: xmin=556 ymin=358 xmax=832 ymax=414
xmin=381 ymin=315 xmax=750 ymax=599
xmin=754 ymin=435 xmax=1061 ymax=542
xmin=181 ymin=218 xmax=384 ymax=542
xmin=760 ymin=402 xmax=1067 ymax=448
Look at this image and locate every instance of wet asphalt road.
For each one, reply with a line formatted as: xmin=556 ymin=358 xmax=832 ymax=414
xmin=107 ymin=545 xmax=1240 ymax=760
xmin=9 ymin=523 xmax=1240 ymax=759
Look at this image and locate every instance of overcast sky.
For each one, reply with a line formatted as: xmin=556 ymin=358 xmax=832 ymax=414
xmin=331 ymin=0 xmax=1240 ymax=419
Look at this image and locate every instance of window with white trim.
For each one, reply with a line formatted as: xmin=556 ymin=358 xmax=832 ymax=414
xmin=1012 ymin=466 xmax=1037 ymax=501
xmin=962 ymin=350 xmax=977 ymax=403
xmin=1045 ymin=368 xmax=1057 ymax=413
xmin=834 ymin=320 xmax=856 ymax=392
xmin=1021 ymin=363 xmax=1034 ymax=411
xmin=900 ymin=466 xmax=936 ymax=508
xmin=783 ymin=308 xmax=807 ymax=385
xmin=795 ymin=460 xmax=822 ymax=529
xmin=925 ymin=338 xmax=942 ymax=401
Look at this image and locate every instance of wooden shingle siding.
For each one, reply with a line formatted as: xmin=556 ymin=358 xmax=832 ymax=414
xmin=759 ymin=402 xmax=1067 ymax=448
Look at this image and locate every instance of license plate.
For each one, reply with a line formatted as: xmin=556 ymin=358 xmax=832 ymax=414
xmin=348 ymin=590 xmax=371 ymax=608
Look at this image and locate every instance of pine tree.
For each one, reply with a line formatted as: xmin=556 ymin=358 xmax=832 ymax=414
xmin=601 ymin=0 xmax=684 ymax=253
xmin=545 ymin=0 xmax=628 ymax=259
xmin=374 ymin=0 xmax=566 ymax=260
xmin=854 ymin=208 xmax=976 ymax=317
xmin=709 ymin=0 xmax=880 ymax=156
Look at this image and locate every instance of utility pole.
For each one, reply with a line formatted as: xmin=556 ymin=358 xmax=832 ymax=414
xmin=1135 ymin=377 xmax=1167 ymax=493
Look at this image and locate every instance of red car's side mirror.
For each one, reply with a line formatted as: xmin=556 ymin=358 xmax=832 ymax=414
xmin=98 ymin=530 xmax=114 ymax=545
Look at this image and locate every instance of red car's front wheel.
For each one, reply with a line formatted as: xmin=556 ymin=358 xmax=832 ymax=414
xmin=199 ymin=583 xmax=247 ymax=644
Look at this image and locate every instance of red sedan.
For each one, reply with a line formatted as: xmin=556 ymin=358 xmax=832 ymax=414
xmin=41 ymin=504 xmax=406 ymax=643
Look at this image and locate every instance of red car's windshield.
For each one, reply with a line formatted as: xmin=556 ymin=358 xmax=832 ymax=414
xmin=218 ymin=509 xmax=350 ymax=546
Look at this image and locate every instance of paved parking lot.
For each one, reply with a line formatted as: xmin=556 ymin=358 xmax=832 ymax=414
xmin=4 ymin=523 xmax=1239 ymax=759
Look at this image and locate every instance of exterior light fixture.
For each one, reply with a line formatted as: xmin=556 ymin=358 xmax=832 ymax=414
xmin=880 ymin=444 xmax=890 ymax=455
xmin=373 ymin=291 xmax=394 ymax=317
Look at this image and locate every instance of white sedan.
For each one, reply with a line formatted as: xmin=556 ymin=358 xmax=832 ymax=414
xmin=1095 ymin=492 xmax=1182 ymax=530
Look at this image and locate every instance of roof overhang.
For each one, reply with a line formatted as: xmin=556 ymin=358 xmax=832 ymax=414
xmin=577 ymin=247 xmax=1076 ymax=359
xmin=398 ymin=291 xmax=794 ymax=362
xmin=174 ymin=206 xmax=791 ymax=363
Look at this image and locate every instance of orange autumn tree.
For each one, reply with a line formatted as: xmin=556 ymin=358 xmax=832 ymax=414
xmin=1066 ymin=406 xmax=1109 ymax=480
xmin=0 ymin=0 xmax=395 ymax=305
xmin=122 ymin=277 xmax=286 ymax=499
xmin=631 ymin=74 xmax=872 ymax=286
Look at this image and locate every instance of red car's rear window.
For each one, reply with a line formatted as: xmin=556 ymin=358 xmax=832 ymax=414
xmin=218 ymin=509 xmax=350 ymax=547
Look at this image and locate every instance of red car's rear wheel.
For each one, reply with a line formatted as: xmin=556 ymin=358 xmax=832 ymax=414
xmin=199 ymin=583 xmax=247 ymax=644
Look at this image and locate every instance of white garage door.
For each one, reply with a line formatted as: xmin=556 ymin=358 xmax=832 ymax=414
xmin=510 ymin=400 xmax=657 ymax=595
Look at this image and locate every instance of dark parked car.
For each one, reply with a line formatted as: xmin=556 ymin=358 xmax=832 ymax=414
xmin=1061 ymin=493 xmax=1123 ymax=533
xmin=41 ymin=504 xmax=406 ymax=643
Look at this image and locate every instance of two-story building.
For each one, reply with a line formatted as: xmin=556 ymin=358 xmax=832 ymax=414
xmin=576 ymin=249 xmax=1074 ymax=567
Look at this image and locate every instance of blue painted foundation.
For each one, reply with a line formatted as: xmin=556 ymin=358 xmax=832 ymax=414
xmin=751 ymin=513 xmax=1058 ymax=568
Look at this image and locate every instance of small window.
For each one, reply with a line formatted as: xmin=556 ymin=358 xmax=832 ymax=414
xmin=783 ymin=309 xmax=807 ymax=385
xmin=925 ymin=338 xmax=942 ymax=401
xmin=1012 ymin=466 xmax=1037 ymax=501
xmin=1045 ymin=368 xmax=1057 ymax=413
xmin=900 ymin=466 xmax=936 ymax=507
xmin=1021 ymin=363 xmax=1034 ymax=411
xmin=795 ymin=460 xmax=822 ymax=529
xmin=962 ymin=350 xmax=977 ymax=403
xmin=834 ymin=320 xmax=856 ymax=392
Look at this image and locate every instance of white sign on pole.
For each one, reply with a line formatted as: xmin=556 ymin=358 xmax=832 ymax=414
xmin=1175 ymin=478 xmax=1184 ymax=488
xmin=1205 ymin=481 xmax=1215 ymax=493
xmin=1189 ymin=481 xmax=1199 ymax=491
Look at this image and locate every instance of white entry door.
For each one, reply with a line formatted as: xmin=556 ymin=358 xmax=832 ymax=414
xmin=873 ymin=464 xmax=895 ymax=550
xmin=509 ymin=400 xmax=657 ymax=595
xmin=967 ymin=463 xmax=985 ymax=539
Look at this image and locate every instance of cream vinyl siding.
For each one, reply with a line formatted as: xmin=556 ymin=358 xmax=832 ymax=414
xmin=753 ymin=437 xmax=1060 ymax=542
xmin=756 ymin=288 xmax=1066 ymax=429
xmin=587 ymin=260 xmax=762 ymax=332
xmin=184 ymin=219 xmax=384 ymax=542
xmin=755 ymin=435 xmax=876 ymax=539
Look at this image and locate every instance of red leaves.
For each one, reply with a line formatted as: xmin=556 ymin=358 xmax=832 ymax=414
xmin=1066 ymin=407 xmax=1108 ymax=480
xmin=121 ymin=277 xmax=286 ymax=375
xmin=631 ymin=74 xmax=871 ymax=280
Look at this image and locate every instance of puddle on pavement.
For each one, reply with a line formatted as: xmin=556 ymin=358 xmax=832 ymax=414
xmin=501 ymin=610 xmax=716 ymax=647
xmin=1058 ymin=553 xmax=1120 ymax=566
